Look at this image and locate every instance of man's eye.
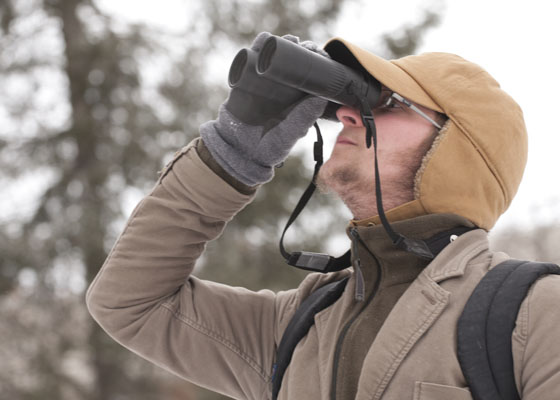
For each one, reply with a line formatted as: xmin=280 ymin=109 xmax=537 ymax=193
xmin=381 ymin=101 xmax=402 ymax=110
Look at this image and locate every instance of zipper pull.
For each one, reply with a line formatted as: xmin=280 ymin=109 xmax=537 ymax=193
xmin=350 ymin=228 xmax=365 ymax=302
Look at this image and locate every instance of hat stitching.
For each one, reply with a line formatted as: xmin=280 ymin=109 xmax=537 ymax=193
xmin=450 ymin=117 xmax=508 ymax=206
xmin=384 ymin=61 xmax=444 ymax=113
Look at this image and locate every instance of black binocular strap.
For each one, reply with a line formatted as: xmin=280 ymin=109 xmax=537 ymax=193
xmin=279 ymin=122 xmax=351 ymax=273
xmin=280 ymin=94 xmax=440 ymax=274
xmin=356 ymin=97 xmax=435 ymax=260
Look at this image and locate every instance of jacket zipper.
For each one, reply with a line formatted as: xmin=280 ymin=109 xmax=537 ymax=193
xmin=330 ymin=227 xmax=383 ymax=400
xmin=351 ymin=228 xmax=366 ymax=302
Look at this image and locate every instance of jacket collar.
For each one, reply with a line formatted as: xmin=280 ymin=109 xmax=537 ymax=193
xmin=346 ymin=213 xmax=477 ymax=272
xmin=422 ymin=228 xmax=490 ymax=283
xmin=353 ymin=226 xmax=490 ymax=399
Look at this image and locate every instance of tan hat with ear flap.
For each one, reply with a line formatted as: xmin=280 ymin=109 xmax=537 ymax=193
xmin=323 ymin=38 xmax=528 ymax=231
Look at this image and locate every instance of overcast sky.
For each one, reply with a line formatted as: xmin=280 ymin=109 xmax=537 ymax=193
xmin=96 ymin=0 xmax=560 ymax=233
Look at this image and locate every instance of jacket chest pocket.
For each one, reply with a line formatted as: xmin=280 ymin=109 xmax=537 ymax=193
xmin=414 ymin=382 xmax=472 ymax=400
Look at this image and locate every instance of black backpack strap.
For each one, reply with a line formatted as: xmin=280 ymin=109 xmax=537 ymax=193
xmin=272 ymin=277 xmax=349 ymax=400
xmin=457 ymin=259 xmax=560 ymax=400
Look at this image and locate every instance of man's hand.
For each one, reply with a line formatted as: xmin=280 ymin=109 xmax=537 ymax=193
xmin=199 ymin=32 xmax=328 ymax=186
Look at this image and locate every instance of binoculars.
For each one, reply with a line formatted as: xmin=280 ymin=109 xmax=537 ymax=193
xmin=228 ymin=35 xmax=382 ymax=121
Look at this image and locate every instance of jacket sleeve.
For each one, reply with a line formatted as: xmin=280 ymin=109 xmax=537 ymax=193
xmin=513 ymin=274 xmax=560 ymax=400
xmin=86 ymin=138 xmax=297 ymax=400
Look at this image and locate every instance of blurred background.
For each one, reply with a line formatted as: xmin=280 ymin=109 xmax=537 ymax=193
xmin=1 ymin=0 xmax=559 ymax=399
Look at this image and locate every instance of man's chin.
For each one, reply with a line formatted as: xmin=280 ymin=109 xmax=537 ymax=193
xmin=316 ymin=162 xmax=361 ymax=195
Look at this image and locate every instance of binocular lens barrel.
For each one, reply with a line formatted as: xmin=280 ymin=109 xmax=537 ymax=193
xmin=229 ymin=48 xmax=306 ymax=105
xmin=227 ymin=35 xmax=381 ymax=121
xmin=257 ymin=36 xmax=381 ymax=109
xmin=228 ymin=50 xmax=248 ymax=87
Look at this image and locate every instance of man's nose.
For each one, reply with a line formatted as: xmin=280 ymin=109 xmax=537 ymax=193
xmin=336 ymin=106 xmax=364 ymax=127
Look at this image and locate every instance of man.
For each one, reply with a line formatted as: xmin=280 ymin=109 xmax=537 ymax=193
xmin=86 ymin=32 xmax=560 ymax=399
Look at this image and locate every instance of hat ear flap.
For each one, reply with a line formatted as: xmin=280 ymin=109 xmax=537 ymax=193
xmin=414 ymin=119 xmax=451 ymax=200
xmin=418 ymin=121 xmax=507 ymax=231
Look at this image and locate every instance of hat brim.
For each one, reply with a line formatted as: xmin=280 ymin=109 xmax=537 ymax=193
xmin=324 ymin=38 xmax=444 ymax=113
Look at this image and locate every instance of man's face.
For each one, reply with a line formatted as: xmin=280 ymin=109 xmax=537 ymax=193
xmin=317 ymin=93 xmax=442 ymax=217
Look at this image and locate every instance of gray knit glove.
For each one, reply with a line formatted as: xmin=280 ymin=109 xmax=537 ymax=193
xmin=199 ymin=32 xmax=329 ymax=186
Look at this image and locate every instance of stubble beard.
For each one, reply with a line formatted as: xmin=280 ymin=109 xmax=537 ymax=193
xmin=316 ymin=119 xmax=444 ymax=220
xmin=316 ymin=161 xmax=376 ymax=218
xmin=316 ymin=163 xmax=362 ymax=195
xmin=315 ymin=153 xmax=419 ymax=220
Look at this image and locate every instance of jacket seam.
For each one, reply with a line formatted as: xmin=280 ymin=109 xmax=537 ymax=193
xmin=160 ymin=302 xmax=270 ymax=382
xmin=88 ymin=144 xmax=195 ymax=301
xmin=416 ymin=381 xmax=423 ymax=400
xmin=87 ymin=145 xmax=194 ymax=305
xmin=519 ymin=297 xmax=529 ymax=340
xmin=260 ymin=380 xmax=271 ymax=400
xmin=157 ymin=143 xmax=193 ymax=182
xmin=413 ymin=381 xmax=421 ymax=400
xmin=519 ymin=282 xmax=534 ymax=374
xmin=371 ymin=297 xmax=447 ymax=400
xmin=86 ymin=191 xmax=154 ymax=305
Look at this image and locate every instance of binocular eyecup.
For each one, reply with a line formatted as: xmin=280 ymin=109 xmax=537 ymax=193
xmin=228 ymin=35 xmax=382 ymax=121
